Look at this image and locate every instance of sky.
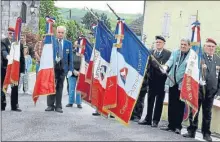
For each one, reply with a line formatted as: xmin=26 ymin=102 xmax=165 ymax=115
xmin=54 ymin=1 xmax=144 ymax=14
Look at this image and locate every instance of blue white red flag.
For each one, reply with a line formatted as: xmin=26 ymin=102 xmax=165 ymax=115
xmin=76 ymin=37 xmax=93 ymax=104
xmin=33 ymin=16 xmax=56 ymax=104
xmin=181 ymin=20 xmax=201 ymax=121
xmin=90 ymin=20 xmax=114 ymax=117
xmin=104 ymin=20 xmax=150 ymax=125
xmin=3 ymin=17 xmax=22 ymax=93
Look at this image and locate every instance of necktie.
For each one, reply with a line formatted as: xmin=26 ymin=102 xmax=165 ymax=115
xmin=179 ymin=53 xmax=185 ymax=66
xmin=208 ymin=55 xmax=212 ymax=62
xmin=58 ymin=39 xmax=63 ymax=59
xmin=155 ymin=51 xmax=160 ymax=58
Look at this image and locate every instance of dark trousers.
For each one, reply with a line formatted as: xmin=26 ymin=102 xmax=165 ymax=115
xmin=168 ymin=84 xmax=185 ymax=130
xmin=145 ymin=89 xmax=165 ymax=124
xmin=1 ymin=68 xmax=7 ymax=109
xmin=187 ymin=91 xmax=215 ymax=135
xmin=1 ymin=68 xmax=19 ymax=110
xmin=47 ymin=68 xmax=65 ymax=109
xmin=132 ymin=89 xmax=146 ymax=119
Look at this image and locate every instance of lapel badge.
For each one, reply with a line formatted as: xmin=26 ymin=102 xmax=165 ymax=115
xmin=66 ymin=49 xmax=69 ymax=54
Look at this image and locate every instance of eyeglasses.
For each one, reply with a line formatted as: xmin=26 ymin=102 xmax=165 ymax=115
xmin=206 ymin=45 xmax=216 ymax=48
xmin=181 ymin=43 xmax=188 ymax=46
xmin=8 ymin=32 xmax=14 ymax=35
xmin=156 ymin=42 xmax=163 ymax=44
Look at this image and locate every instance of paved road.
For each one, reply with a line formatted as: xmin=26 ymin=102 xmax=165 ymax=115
xmin=1 ymin=73 xmax=219 ymax=141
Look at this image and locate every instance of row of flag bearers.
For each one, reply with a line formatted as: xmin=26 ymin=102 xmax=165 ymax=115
xmin=1 ymin=15 xmax=219 ymax=142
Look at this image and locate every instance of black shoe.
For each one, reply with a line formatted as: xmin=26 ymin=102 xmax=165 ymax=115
xmin=1 ymin=108 xmax=5 ymax=111
xmin=11 ymin=108 xmax=22 ymax=112
xmin=92 ymin=112 xmax=100 ymax=116
xmin=55 ymin=108 xmax=63 ymax=113
xmin=77 ymin=104 xmax=82 ymax=109
xmin=175 ymin=128 xmax=181 ymax=134
xmin=138 ymin=120 xmax=151 ymax=125
xmin=110 ymin=115 xmax=115 ymax=118
xmin=132 ymin=117 xmax=140 ymax=122
xmin=151 ymin=122 xmax=158 ymax=128
xmin=66 ymin=104 xmax=73 ymax=107
xmin=160 ymin=126 xmax=174 ymax=131
xmin=203 ymin=134 xmax=212 ymax=142
xmin=182 ymin=132 xmax=195 ymax=138
xmin=45 ymin=106 xmax=54 ymax=111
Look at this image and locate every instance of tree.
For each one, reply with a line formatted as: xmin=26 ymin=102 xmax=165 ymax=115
xmin=39 ymin=0 xmax=65 ymax=37
xmin=81 ymin=10 xmax=112 ymax=31
xmin=81 ymin=9 xmax=99 ymax=30
xmin=100 ymin=13 xmax=111 ymax=30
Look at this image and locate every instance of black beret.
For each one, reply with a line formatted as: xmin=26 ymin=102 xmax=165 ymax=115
xmin=155 ymin=35 xmax=166 ymax=42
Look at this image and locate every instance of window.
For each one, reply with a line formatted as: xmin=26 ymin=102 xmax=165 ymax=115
xmin=188 ymin=15 xmax=197 ymax=39
xmin=162 ymin=12 xmax=171 ymax=38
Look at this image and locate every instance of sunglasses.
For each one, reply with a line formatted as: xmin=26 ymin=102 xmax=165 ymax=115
xmin=8 ymin=32 xmax=14 ymax=35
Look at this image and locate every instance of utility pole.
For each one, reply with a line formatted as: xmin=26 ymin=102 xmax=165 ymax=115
xmin=69 ymin=9 xmax=71 ymax=19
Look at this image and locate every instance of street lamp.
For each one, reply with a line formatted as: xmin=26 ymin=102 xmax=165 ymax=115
xmin=30 ymin=0 xmax=37 ymax=15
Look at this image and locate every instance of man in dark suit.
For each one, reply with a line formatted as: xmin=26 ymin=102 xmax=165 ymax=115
xmin=45 ymin=26 xmax=73 ymax=113
xmin=137 ymin=35 xmax=171 ymax=126
xmin=1 ymin=27 xmax=25 ymax=111
xmin=183 ymin=38 xmax=220 ymax=142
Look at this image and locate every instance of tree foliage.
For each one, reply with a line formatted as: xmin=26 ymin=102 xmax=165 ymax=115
xmin=81 ymin=9 xmax=112 ymax=31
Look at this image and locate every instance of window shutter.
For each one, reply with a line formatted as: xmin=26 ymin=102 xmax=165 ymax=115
xmin=162 ymin=12 xmax=171 ymax=38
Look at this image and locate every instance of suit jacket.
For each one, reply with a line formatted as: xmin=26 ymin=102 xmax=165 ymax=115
xmin=165 ymin=49 xmax=191 ymax=91
xmin=1 ymin=38 xmax=25 ymax=73
xmin=53 ymin=38 xmax=73 ymax=74
xmin=201 ymin=53 xmax=220 ymax=97
xmin=144 ymin=49 xmax=171 ymax=92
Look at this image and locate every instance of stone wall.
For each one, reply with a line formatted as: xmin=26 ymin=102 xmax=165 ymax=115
xmin=1 ymin=1 xmax=40 ymax=36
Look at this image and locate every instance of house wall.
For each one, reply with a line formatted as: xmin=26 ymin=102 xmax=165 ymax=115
xmin=142 ymin=1 xmax=220 ymax=50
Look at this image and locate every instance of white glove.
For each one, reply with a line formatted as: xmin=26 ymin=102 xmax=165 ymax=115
xmin=199 ymin=78 xmax=206 ymax=86
xmin=67 ymin=71 xmax=72 ymax=78
xmin=160 ymin=65 xmax=168 ymax=74
xmin=6 ymin=55 xmax=10 ymax=60
xmin=73 ymin=70 xmax=79 ymax=76
xmin=55 ymin=56 xmax=61 ymax=63
xmin=215 ymin=95 xmax=220 ymax=100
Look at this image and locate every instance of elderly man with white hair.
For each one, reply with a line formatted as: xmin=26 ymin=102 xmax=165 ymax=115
xmin=160 ymin=38 xmax=192 ymax=134
xmin=45 ymin=25 xmax=73 ymax=113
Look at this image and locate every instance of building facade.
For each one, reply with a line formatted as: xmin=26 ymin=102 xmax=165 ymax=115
xmin=1 ymin=0 xmax=40 ymax=36
xmin=142 ymin=1 xmax=220 ymax=50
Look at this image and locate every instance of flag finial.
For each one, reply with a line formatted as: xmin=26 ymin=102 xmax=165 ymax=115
xmin=196 ymin=10 xmax=199 ymax=21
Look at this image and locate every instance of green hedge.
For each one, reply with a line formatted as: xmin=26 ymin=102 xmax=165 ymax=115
xmin=31 ymin=58 xmax=36 ymax=72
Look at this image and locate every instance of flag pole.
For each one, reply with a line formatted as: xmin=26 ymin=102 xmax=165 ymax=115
xmin=85 ymin=7 xmax=100 ymax=21
xmin=106 ymin=4 xmax=121 ymax=19
xmin=196 ymin=10 xmax=199 ymax=21
xmin=106 ymin=4 xmax=175 ymax=84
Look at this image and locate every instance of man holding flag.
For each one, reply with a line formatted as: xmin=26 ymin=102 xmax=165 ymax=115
xmin=183 ymin=38 xmax=220 ymax=142
xmin=1 ymin=25 xmax=25 ymax=111
xmin=45 ymin=25 xmax=73 ymax=113
xmin=160 ymin=38 xmax=192 ymax=134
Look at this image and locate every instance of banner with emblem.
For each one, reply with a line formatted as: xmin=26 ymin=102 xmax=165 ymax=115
xmin=76 ymin=36 xmax=93 ymax=104
xmin=32 ymin=16 xmax=56 ymax=104
xmin=181 ymin=20 xmax=201 ymax=121
xmin=90 ymin=21 xmax=114 ymax=117
xmin=3 ymin=17 xmax=22 ymax=93
xmin=104 ymin=20 xmax=150 ymax=125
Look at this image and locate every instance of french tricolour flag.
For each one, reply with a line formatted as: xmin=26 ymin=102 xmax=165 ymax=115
xmin=90 ymin=21 xmax=114 ymax=117
xmin=76 ymin=37 xmax=92 ymax=104
xmin=181 ymin=20 xmax=201 ymax=121
xmin=3 ymin=17 xmax=22 ymax=93
xmin=33 ymin=16 xmax=56 ymax=104
xmin=104 ymin=20 xmax=150 ymax=125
